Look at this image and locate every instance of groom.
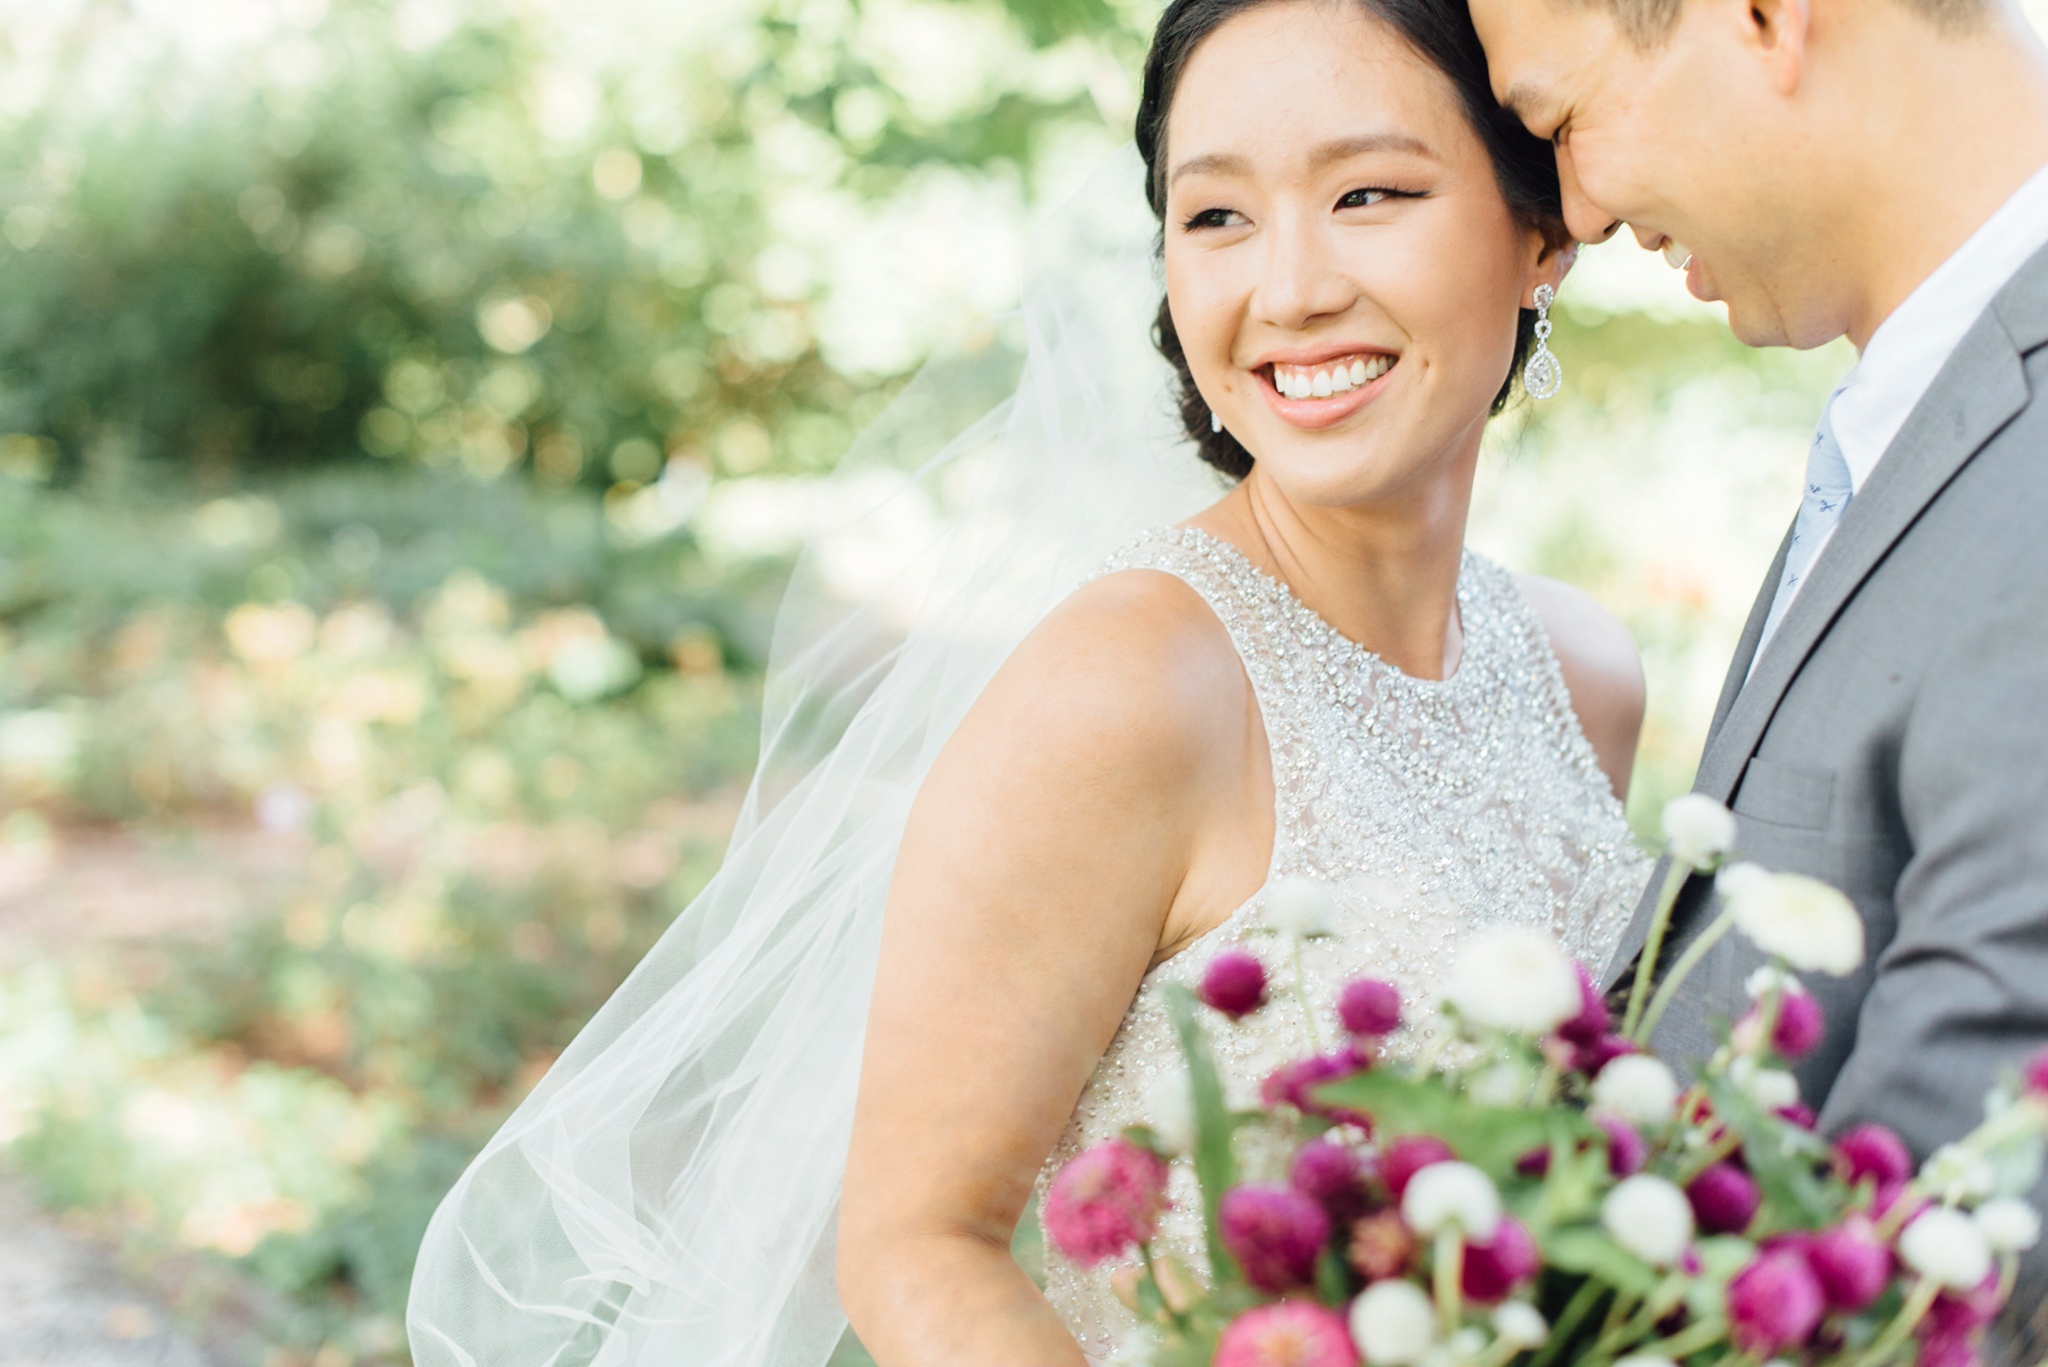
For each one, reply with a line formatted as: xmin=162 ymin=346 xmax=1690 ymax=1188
xmin=1470 ymin=0 xmax=2048 ymax=1339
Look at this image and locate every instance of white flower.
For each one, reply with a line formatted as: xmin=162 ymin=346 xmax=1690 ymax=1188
xmin=1743 ymin=965 xmax=1808 ymax=1000
xmin=1924 ymin=1144 xmax=1999 ymax=1202
xmin=1976 ymin=1198 xmax=2043 ymax=1254
xmin=1663 ymin=794 xmax=1738 ymax=870
xmin=1719 ymin=864 xmax=1865 ymax=976
xmin=1105 ymin=1327 xmax=1161 ymax=1367
xmin=1443 ymin=927 xmax=1582 ymax=1035
xmin=1350 ymin=1280 xmax=1437 ymax=1366
xmin=1493 ymin=1303 xmax=1549 ymax=1350
xmin=1403 ymin=1161 xmax=1503 ymax=1241
xmin=1142 ymin=1068 xmax=1196 ymax=1156
xmin=1602 ymin=1175 xmax=1695 ymax=1267
xmin=1469 ymin=1062 xmax=1530 ymax=1108
xmin=1614 ymin=1357 xmax=1677 ymax=1367
xmin=1447 ymin=1328 xmax=1488 ymax=1362
xmin=1592 ymin=1055 xmax=1681 ymax=1126
xmin=1265 ymin=875 xmax=1338 ymax=937
xmin=1728 ymin=1056 xmax=1800 ymax=1111
xmin=1900 ymin=1207 xmax=1993 ymax=1290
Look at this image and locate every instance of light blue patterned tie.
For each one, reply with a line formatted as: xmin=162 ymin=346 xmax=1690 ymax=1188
xmin=1757 ymin=396 xmax=1854 ymax=652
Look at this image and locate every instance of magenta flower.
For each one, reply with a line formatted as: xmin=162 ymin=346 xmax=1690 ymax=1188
xmin=1338 ymin=978 xmax=1403 ymax=1038
xmin=1776 ymin=1102 xmax=1819 ymax=1130
xmin=1573 ymin=1033 xmax=1640 ymax=1077
xmin=1557 ymin=962 xmax=1611 ymax=1047
xmin=1290 ymin=1138 xmax=1372 ymax=1223
xmin=1806 ymin=1218 xmax=1892 ymax=1312
xmin=1462 ymin=1216 xmax=1539 ymax=1303
xmin=1917 ymin=1272 xmax=2002 ymax=1367
xmin=1220 ymin=1182 xmax=1330 ymax=1292
xmin=1727 ymin=1251 xmax=1826 ymax=1355
xmin=1742 ymin=989 xmax=1825 ymax=1059
xmin=1378 ymin=1134 xmax=1455 ymax=1200
xmin=1595 ymin=1113 xmax=1647 ymax=1177
xmin=1515 ymin=1147 xmax=1552 ymax=1177
xmin=1261 ymin=1052 xmax=1368 ymax=1125
xmin=1042 ymin=1139 xmax=1170 ymax=1266
xmin=2023 ymin=1045 xmax=2048 ymax=1101
xmin=1213 ymin=1301 xmax=1359 ymax=1367
xmin=1687 ymin=1162 xmax=1761 ymax=1235
xmin=1834 ymin=1122 xmax=1913 ymax=1191
xmin=1202 ymin=950 xmax=1269 ymax=1018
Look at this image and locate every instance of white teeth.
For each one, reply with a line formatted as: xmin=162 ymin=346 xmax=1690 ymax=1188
xmin=1272 ymin=354 xmax=1394 ymax=400
xmin=1330 ymin=367 xmax=1353 ymax=394
xmin=1350 ymin=359 xmax=1367 ymax=386
xmin=1662 ymin=240 xmax=1692 ymax=270
xmin=1311 ymin=370 xmax=1333 ymax=398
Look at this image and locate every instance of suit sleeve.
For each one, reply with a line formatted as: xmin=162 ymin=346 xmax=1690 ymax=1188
xmin=1818 ymin=586 xmax=2048 ymax=1356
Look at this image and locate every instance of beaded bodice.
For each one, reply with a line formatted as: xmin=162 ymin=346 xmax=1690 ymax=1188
xmin=1035 ymin=528 xmax=1647 ymax=1360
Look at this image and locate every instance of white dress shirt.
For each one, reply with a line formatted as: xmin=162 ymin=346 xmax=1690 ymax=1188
xmin=1752 ymin=160 xmax=2048 ymax=661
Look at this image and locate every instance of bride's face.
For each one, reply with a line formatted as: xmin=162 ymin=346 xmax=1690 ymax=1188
xmin=1163 ymin=0 xmax=1552 ymax=509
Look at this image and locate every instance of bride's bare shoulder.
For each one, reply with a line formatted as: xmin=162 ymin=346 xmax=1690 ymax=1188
xmin=1515 ymin=572 xmax=1644 ymax=799
xmin=936 ymin=566 xmax=1252 ymax=798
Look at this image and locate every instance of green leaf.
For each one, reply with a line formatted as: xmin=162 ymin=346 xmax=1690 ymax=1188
xmin=1164 ymin=984 xmax=1241 ymax=1287
xmin=1541 ymin=1227 xmax=1659 ymax=1297
xmin=1702 ymin=1074 xmax=1836 ymax=1229
xmin=1315 ymin=1069 xmax=1580 ymax=1174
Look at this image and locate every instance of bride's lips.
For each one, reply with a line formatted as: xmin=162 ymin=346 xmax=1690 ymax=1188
xmin=1253 ymin=345 xmax=1400 ymax=431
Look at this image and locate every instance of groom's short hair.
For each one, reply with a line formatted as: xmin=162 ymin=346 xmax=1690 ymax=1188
xmin=1588 ymin=0 xmax=1989 ymax=45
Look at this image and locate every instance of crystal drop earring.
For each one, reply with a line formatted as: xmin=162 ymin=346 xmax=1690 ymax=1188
xmin=1523 ymin=283 xmax=1563 ymax=401
xmin=1210 ymin=410 xmax=1223 ymax=434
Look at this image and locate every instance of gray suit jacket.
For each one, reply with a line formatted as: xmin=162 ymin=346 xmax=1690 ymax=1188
xmin=1605 ymin=240 xmax=2048 ymax=1346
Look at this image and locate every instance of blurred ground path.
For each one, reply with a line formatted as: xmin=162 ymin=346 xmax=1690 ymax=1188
xmin=0 ymin=824 xmax=307 ymax=971
xmin=0 ymin=1172 xmax=225 ymax=1367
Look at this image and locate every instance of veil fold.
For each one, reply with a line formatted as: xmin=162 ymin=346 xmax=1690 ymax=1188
xmin=406 ymin=146 xmax=1222 ymax=1367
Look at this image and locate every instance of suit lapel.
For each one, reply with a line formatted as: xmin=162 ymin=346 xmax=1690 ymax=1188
xmin=1693 ymin=305 xmax=2034 ymax=805
xmin=1706 ymin=527 xmax=1792 ymax=749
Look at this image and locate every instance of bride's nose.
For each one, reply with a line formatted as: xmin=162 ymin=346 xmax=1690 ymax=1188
xmin=1248 ymin=212 xmax=1356 ymax=330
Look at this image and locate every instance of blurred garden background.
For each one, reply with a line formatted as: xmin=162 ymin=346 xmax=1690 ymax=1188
xmin=1 ymin=0 xmax=2043 ymax=1363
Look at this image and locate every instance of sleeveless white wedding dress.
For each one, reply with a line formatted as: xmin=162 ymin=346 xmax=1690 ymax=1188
xmin=1035 ymin=527 xmax=1649 ymax=1361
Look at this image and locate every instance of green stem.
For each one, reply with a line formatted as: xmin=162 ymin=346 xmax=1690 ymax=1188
xmin=1636 ymin=909 xmax=1736 ymax=1045
xmin=1632 ymin=1315 xmax=1732 ymax=1361
xmin=1530 ymin=1282 xmax=1606 ymax=1367
xmin=1853 ymin=1275 xmax=1942 ymax=1367
xmin=1624 ymin=858 xmax=1694 ymax=1038
xmin=1433 ymin=1230 xmax=1465 ymax=1337
xmin=1137 ymin=1241 xmax=1189 ymax=1333
xmin=1291 ymin=936 xmax=1324 ymax=1055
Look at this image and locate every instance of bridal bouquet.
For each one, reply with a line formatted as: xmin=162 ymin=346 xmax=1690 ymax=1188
xmin=1042 ymin=797 xmax=2048 ymax=1367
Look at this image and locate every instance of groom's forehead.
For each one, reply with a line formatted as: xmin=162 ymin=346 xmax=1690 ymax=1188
xmin=1470 ymin=0 xmax=1636 ymax=112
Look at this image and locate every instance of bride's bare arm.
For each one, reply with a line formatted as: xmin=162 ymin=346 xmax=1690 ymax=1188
xmin=1517 ymin=573 xmax=1647 ymax=801
xmin=838 ymin=571 xmax=1270 ymax=1366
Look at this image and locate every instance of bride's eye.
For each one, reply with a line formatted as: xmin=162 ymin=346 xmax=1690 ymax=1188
xmin=1337 ymin=186 xmax=1415 ymax=211
xmin=1181 ymin=207 xmax=1247 ymax=231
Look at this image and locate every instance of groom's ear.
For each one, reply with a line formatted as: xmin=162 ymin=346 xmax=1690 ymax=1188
xmin=1736 ymin=0 xmax=1813 ymax=95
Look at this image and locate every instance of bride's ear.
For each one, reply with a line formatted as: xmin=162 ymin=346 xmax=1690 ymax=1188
xmin=1523 ymin=239 xmax=1579 ymax=310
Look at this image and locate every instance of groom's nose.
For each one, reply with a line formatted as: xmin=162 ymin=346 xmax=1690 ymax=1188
xmin=1556 ymin=145 xmax=1624 ymax=246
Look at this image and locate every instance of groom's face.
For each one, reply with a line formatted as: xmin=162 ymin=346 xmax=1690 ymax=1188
xmin=1470 ymin=0 xmax=1837 ymax=348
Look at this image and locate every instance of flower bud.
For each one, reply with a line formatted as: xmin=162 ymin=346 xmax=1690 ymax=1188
xmin=1974 ymin=1197 xmax=2042 ymax=1254
xmin=1833 ymin=1123 xmax=1913 ymax=1191
xmin=1900 ymin=1207 xmax=1994 ymax=1291
xmin=1726 ymin=1252 xmax=1825 ymax=1356
xmin=1402 ymin=1161 xmax=1501 ymax=1242
xmin=1687 ymin=1162 xmax=1761 ymax=1235
xmin=1806 ymin=1219 xmax=1892 ymax=1312
xmin=1738 ymin=990 xmax=1825 ymax=1060
xmin=1461 ymin=1217 xmax=1538 ymax=1303
xmin=1337 ymin=977 xmax=1403 ymax=1039
xmin=1290 ymin=1138 xmax=1371 ymax=1224
xmin=1378 ymin=1135 xmax=1455 ymax=1201
xmin=1492 ymin=1303 xmax=1548 ymax=1350
xmin=1347 ymin=1208 xmax=1417 ymax=1282
xmin=2024 ymin=1046 xmax=2048 ymax=1102
xmin=1719 ymin=866 xmax=1864 ymax=976
xmin=1200 ymin=950 xmax=1269 ymax=1018
xmin=1592 ymin=1055 xmax=1681 ymax=1126
xmin=1265 ymin=875 xmax=1338 ymax=938
xmin=1596 ymin=1113 xmax=1648 ymax=1177
xmin=1556 ymin=962 xmax=1612 ymax=1047
xmin=1444 ymin=928 xmax=1582 ymax=1035
xmin=1043 ymin=1139 xmax=1171 ymax=1265
xmin=1349 ymin=1280 xmax=1436 ymax=1367
xmin=1220 ymin=1182 xmax=1329 ymax=1293
xmin=1663 ymin=794 xmax=1738 ymax=870
xmin=1214 ymin=1303 xmax=1357 ymax=1367
xmin=1602 ymin=1175 xmax=1694 ymax=1268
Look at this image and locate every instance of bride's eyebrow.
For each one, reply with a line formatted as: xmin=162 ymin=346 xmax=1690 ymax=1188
xmin=1168 ymin=132 xmax=1437 ymax=189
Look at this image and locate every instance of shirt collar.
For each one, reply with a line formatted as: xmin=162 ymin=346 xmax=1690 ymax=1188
xmin=1829 ymin=160 xmax=2048 ymax=491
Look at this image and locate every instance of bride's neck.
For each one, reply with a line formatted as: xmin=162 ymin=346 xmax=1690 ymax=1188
xmin=1196 ymin=461 xmax=1474 ymax=682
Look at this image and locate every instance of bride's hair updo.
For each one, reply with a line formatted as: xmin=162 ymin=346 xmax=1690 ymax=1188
xmin=1137 ymin=0 xmax=1569 ymax=479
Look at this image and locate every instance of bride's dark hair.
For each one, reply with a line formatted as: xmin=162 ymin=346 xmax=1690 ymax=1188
xmin=1137 ymin=0 xmax=1569 ymax=479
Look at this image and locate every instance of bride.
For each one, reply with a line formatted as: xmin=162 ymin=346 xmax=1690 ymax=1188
xmin=407 ymin=1 xmax=1648 ymax=1365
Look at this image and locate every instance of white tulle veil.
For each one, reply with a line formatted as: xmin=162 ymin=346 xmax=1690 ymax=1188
xmin=405 ymin=146 xmax=1221 ymax=1367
